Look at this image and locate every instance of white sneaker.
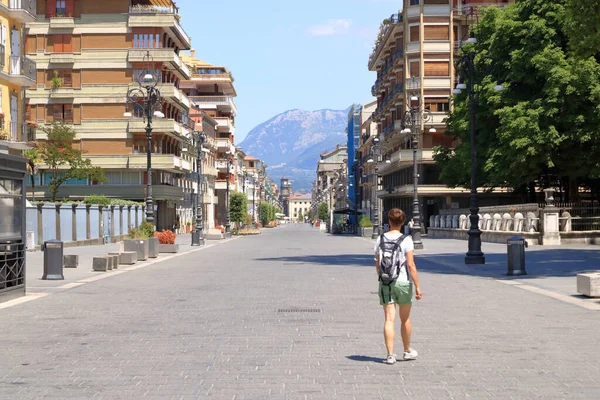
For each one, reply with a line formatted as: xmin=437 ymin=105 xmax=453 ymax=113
xmin=384 ymin=354 xmax=397 ymax=364
xmin=403 ymin=348 xmax=418 ymax=360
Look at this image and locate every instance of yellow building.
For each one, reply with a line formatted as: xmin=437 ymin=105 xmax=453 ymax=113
xmin=0 ymin=0 xmax=36 ymax=155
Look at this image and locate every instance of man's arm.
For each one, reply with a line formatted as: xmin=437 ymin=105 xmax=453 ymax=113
xmin=405 ymin=250 xmax=422 ymax=300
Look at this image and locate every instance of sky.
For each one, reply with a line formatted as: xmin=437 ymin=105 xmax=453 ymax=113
xmin=175 ymin=0 xmax=403 ymax=143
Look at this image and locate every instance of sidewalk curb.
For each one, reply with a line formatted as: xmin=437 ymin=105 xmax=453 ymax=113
xmin=0 ymin=236 xmax=242 ymax=311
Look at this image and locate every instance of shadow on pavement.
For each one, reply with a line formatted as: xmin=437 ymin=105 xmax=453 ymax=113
xmin=254 ymin=254 xmax=373 ymax=267
xmin=346 ymin=355 xmax=384 ymax=363
xmin=419 ymin=249 xmax=600 ymax=279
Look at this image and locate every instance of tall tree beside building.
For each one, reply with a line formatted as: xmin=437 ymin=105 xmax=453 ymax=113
xmin=40 ymin=124 xmax=107 ymax=202
xmin=317 ymin=202 xmax=329 ymax=221
xmin=434 ymin=0 xmax=600 ymax=201
xmin=229 ymin=192 xmax=248 ymax=228
xmin=564 ymin=0 xmax=600 ymax=58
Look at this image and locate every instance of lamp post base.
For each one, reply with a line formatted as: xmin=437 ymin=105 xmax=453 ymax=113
xmin=191 ymin=231 xmax=205 ymax=246
xmin=465 ymin=254 xmax=485 ymax=265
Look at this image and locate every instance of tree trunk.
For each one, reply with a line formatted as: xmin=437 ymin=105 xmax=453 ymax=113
xmin=569 ymin=176 xmax=580 ymax=202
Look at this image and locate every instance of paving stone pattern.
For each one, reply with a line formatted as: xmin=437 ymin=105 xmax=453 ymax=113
xmin=0 ymin=225 xmax=599 ymax=399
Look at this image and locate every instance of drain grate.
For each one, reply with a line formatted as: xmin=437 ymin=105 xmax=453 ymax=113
xmin=277 ymin=308 xmax=322 ymax=313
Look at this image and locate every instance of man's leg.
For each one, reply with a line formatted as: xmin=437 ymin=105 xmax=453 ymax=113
xmin=399 ymin=304 xmax=412 ymax=352
xmin=383 ymin=303 xmax=396 ymax=355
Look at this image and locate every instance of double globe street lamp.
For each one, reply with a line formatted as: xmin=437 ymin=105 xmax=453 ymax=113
xmin=454 ymin=34 xmax=504 ymax=264
xmin=400 ymin=77 xmax=436 ymax=250
xmin=124 ymin=50 xmax=164 ymax=226
xmin=191 ymin=130 xmax=207 ymax=246
xmin=224 ymin=151 xmax=235 ymax=237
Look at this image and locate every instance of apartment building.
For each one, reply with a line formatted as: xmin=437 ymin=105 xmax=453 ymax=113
xmin=356 ymin=99 xmax=378 ymax=220
xmin=0 ymin=0 xmax=36 ymax=155
xmin=25 ymin=0 xmax=193 ymax=230
xmin=312 ymin=145 xmax=348 ymax=217
xmin=242 ymin=155 xmax=263 ymax=220
xmin=287 ymin=193 xmax=311 ymax=222
xmin=367 ymin=0 xmax=513 ymax=227
xmin=180 ymin=50 xmax=237 ymax=227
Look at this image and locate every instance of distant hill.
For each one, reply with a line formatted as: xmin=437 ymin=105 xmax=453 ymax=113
xmin=238 ymin=108 xmax=349 ymax=192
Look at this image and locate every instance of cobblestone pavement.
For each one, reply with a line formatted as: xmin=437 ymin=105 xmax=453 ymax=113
xmin=0 ymin=225 xmax=599 ymax=399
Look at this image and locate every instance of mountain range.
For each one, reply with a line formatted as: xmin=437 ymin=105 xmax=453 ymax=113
xmin=238 ymin=108 xmax=350 ymax=193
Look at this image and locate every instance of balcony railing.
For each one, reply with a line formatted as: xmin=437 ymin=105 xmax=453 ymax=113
xmin=453 ymin=3 xmax=509 ymax=16
xmin=0 ymin=122 xmax=22 ymax=142
xmin=9 ymin=56 xmax=36 ymax=81
xmin=368 ymin=13 xmax=403 ymax=68
xmin=8 ymin=0 xmax=36 ymax=15
xmin=372 ymin=84 xmax=403 ymax=119
xmin=129 ymin=4 xmax=179 ymax=15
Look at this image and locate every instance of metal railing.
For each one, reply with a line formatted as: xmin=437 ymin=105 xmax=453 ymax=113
xmin=129 ymin=4 xmax=178 ymax=15
xmin=0 ymin=242 xmax=25 ymax=293
xmin=541 ymin=202 xmax=600 ymax=232
xmin=9 ymin=56 xmax=36 ymax=81
xmin=453 ymin=3 xmax=509 ymax=16
xmin=8 ymin=0 xmax=36 ymax=15
xmin=368 ymin=13 xmax=403 ymax=68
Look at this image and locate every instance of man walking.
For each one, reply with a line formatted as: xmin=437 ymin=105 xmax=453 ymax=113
xmin=374 ymin=208 xmax=422 ymax=364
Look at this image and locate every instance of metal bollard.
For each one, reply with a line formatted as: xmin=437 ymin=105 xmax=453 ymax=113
xmin=42 ymin=240 xmax=64 ymax=280
xmin=507 ymin=237 xmax=528 ymax=276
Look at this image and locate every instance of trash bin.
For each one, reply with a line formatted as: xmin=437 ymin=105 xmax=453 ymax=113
xmin=507 ymin=237 xmax=527 ymax=276
xmin=42 ymin=240 xmax=64 ymax=280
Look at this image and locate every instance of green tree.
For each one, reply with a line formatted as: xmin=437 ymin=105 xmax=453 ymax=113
xmin=433 ymin=0 xmax=600 ymax=201
xmin=24 ymin=142 xmax=45 ymax=202
xmin=40 ymin=124 xmax=107 ymax=202
xmin=317 ymin=202 xmax=329 ymax=221
xmin=564 ymin=0 xmax=600 ymax=58
xmin=229 ymin=192 xmax=248 ymax=228
xmin=297 ymin=210 xmax=303 ymax=222
xmin=258 ymin=202 xmax=271 ymax=226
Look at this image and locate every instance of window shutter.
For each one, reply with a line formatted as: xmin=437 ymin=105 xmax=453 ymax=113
xmin=63 ymin=70 xmax=72 ymax=87
xmin=64 ymin=105 xmax=73 ymax=122
xmin=424 ymin=25 xmax=449 ymax=40
xmin=410 ymin=26 xmax=420 ymax=42
xmin=47 ymin=0 xmax=57 ymax=18
xmin=424 ymin=62 xmax=449 ymax=76
xmin=53 ymin=104 xmax=63 ymax=121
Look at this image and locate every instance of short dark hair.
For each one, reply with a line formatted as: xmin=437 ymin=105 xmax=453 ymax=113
xmin=388 ymin=208 xmax=406 ymax=226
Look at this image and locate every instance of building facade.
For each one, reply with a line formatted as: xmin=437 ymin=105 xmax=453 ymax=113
xmin=367 ymin=0 xmax=514 ymax=227
xmin=346 ymin=104 xmax=361 ymax=223
xmin=356 ymin=99 xmax=378 ymax=221
xmin=279 ymin=176 xmax=292 ymax=216
xmin=312 ymin=145 xmax=348 ymax=220
xmin=287 ymin=193 xmax=311 ymax=222
xmin=180 ymin=50 xmax=237 ymax=228
xmin=0 ymin=0 xmax=36 ymax=155
xmin=26 ymin=0 xmax=194 ymax=230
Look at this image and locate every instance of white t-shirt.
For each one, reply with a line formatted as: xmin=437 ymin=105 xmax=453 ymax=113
xmin=374 ymin=232 xmax=414 ymax=283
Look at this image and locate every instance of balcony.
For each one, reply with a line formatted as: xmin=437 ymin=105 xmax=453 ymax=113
xmin=49 ymin=87 xmax=76 ymax=99
xmin=128 ymin=4 xmax=191 ymax=49
xmin=81 ymin=154 xmax=191 ymax=173
xmin=128 ymin=49 xmax=190 ymax=80
xmin=6 ymin=56 xmax=36 ymax=86
xmin=215 ymin=117 xmax=234 ymax=133
xmin=49 ymin=53 xmax=75 ymax=64
xmin=189 ymin=95 xmax=237 ymax=115
xmin=216 ymin=138 xmax=235 ymax=154
xmin=1 ymin=0 xmax=36 ymax=23
xmin=453 ymin=3 xmax=509 ymax=17
xmin=49 ymin=16 xmax=75 ymax=29
xmin=127 ymin=118 xmax=186 ymax=138
xmin=368 ymin=13 xmax=403 ymax=70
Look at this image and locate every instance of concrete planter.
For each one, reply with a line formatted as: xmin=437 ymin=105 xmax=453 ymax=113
xmin=123 ymin=239 xmax=149 ymax=261
xmin=147 ymin=237 xmax=159 ymax=258
xmin=158 ymin=243 xmax=179 ymax=253
xmin=360 ymin=227 xmax=374 ymax=237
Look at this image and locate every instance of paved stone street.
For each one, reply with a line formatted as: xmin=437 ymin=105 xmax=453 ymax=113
xmin=1 ymin=225 xmax=599 ymax=399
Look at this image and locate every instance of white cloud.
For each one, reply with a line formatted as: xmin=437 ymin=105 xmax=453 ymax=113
xmin=307 ymin=19 xmax=352 ymax=37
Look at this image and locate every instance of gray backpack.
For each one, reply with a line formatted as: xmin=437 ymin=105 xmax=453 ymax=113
xmin=378 ymin=234 xmax=408 ymax=285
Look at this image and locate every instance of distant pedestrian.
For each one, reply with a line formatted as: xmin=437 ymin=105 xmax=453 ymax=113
xmin=374 ymin=208 xmax=422 ymax=365
xmin=407 ymin=218 xmax=414 ymax=235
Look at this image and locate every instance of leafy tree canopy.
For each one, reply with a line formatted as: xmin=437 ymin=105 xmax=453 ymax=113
xmin=434 ymin=0 xmax=600 ymax=201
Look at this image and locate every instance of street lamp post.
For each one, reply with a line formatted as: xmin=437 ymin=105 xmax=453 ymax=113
xmin=125 ymin=51 xmax=164 ymax=226
xmin=454 ymin=34 xmax=504 ymax=264
xmin=224 ymin=151 xmax=234 ymax=238
xmin=367 ymin=136 xmax=390 ymax=239
xmin=402 ymin=77 xmax=433 ymax=250
xmin=191 ymin=131 xmax=207 ymax=246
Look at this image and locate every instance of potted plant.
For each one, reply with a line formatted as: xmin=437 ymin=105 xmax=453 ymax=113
xmin=186 ymin=221 xmax=192 ymax=233
xmin=359 ymin=215 xmax=374 ymax=237
xmin=155 ymin=229 xmax=179 ymax=253
xmin=51 ymin=70 xmax=62 ymax=89
xmin=124 ymin=221 xmax=157 ymax=260
xmin=0 ymin=129 xmax=7 ymax=140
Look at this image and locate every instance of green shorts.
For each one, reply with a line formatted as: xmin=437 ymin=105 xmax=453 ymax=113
xmin=378 ymin=281 xmax=413 ymax=305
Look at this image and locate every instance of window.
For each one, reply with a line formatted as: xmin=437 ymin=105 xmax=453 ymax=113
xmin=424 ymin=26 xmax=449 ymax=41
xmin=56 ymin=0 xmax=66 ymax=15
xmin=52 ymin=34 xmax=73 ymax=53
xmin=424 ymin=61 xmax=449 ymax=76
xmin=409 ymin=26 xmax=420 ymax=42
xmin=133 ymin=34 xmax=160 ymax=49
xmin=52 ymin=70 xmax=72 ymax=88
xmin=53 ymin=104 xmax=73 ymax=122
xmin=425 ymin=102 xmax=450 ymax=112
xmin=410 ymin=0 xmax=419 ymax=5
